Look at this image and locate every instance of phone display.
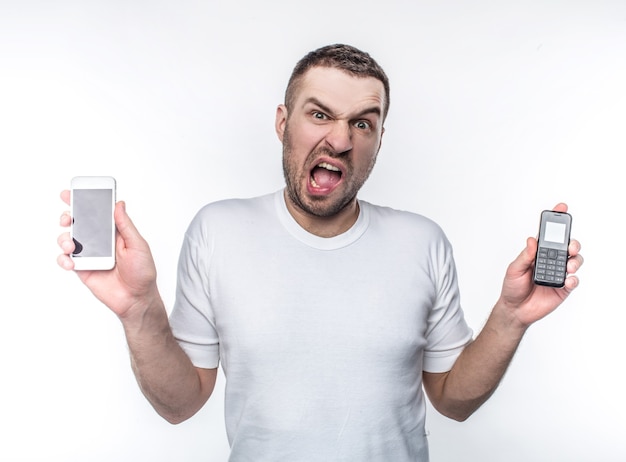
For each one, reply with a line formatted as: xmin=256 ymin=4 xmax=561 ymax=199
xmin=70 ymin=176 xmax=116 ymax=270
xmin=533 ymin=210 xmax=572 ymax=287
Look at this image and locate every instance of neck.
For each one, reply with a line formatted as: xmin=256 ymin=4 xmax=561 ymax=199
xmin=283 ymin=190 xmax=360 ymax=238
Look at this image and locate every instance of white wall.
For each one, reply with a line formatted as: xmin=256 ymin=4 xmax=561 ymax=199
xmin=2 ymin=1 xmax=625 ymax=460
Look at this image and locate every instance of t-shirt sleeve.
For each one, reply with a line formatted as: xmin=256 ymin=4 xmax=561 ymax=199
xmin=169 ymin=217 xmax=220 ymax=369
xmin=422 ymin=235 xmax=473 ymax=373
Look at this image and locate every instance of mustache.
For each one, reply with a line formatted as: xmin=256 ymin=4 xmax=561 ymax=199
xmin=311 ymin=145 xmax=350 ymax=160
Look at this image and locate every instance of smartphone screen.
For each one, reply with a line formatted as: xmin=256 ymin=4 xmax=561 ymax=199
xmin=533 ymin=210 xmax=572 ymax=287
xmin=72 ymin=189 xmax=113 ymax=257
xmin=71 ymin=176 xmax=116 ymax=270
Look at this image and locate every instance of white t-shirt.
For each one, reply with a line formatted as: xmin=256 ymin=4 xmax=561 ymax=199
xmin=169 ymin=190 xmax=473 ymax=461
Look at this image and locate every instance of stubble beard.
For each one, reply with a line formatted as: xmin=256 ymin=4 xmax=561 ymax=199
xmin=281 ymin=121 xmax=377 ymax=219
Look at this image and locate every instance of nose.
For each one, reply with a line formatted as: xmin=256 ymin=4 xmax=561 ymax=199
xmin=325 ymin=121 xmax=353 ymax=155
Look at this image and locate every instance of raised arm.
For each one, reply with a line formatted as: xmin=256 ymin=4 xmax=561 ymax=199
xmin=423 ymin=203 xmax=584 ymax=421
xmin=57 ymin=190 xmax=216 ymax=423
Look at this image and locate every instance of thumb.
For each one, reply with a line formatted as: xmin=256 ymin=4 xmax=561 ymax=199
xmin=523 ymin=236 xmax=538 ymax=264
xmin=507 ymin=237 xmax=537 ymax=278
xmin=114 ymin=201 xmax=145 ymax=248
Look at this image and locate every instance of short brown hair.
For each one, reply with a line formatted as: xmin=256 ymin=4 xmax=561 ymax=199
xmin=285 ymin=44 xmax=390 ymax=120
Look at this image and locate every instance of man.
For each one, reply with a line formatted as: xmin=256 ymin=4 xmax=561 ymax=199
xmin=57 ymin=44 xmax=583 ymax=461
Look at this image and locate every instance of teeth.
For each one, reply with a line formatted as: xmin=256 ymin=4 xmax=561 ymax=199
xmin=317 ymin=162 xmax=340 ymax=172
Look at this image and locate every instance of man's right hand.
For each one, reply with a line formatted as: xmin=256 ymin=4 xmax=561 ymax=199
xmin=58 ymin=189 xmax=216 ymax=422
xmin=57 ymin=190 xmax=159 ymax=319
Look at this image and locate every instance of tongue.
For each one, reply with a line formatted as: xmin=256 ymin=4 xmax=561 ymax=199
xmin=312 ymin=166 xmax=341 ymax=188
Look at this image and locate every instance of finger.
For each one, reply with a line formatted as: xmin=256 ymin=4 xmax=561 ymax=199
xmin=60 ymin=211 xmax=72 ymax=227
xmin=551 ymin=203 xmax=568 ymax=213
xmin=60 ymin=189 xmax=70 ymax=206
xmin=57 ymin=252 xmax=75 ymax=271
xmin=564 ymin=274 xmax=579 ymax=291
xmin=568 ymin=238 xmax=581 ymax=256
xmin=507 ymin=237 xmax=537 ymax=278
xmin=114 ymin=201 xmax=146 ymax=249
xmin=57 ymin=232 xmax=75 ymax=254
xmin=567 ymin=254 xmax=584 ymax=274
xmin=524 ymin=236 xmax=538 ymax=262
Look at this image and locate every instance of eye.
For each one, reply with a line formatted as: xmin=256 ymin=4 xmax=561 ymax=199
xmin=354 ymin=120 xmax=371 ymax=130
xmin=312 ymin=111 xmax=329 ymax=120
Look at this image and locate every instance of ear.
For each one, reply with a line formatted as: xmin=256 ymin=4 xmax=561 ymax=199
xmin=377 ymin=126 xmax=385 ymax=152
xmin=275 ymin=104 xmax=288 ymax=142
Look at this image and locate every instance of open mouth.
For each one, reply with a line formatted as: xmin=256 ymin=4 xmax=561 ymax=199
xmin=310 ymin=162 xmax=342 ymax=190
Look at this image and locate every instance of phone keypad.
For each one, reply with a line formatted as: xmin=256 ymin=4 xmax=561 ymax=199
xmin=534 ymin=247 xmax=568 ymax=286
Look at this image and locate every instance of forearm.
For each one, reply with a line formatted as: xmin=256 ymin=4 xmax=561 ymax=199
xmin=428 ymin=231 xmax=582 ymax=421
xmin=120 ymin=291 xmax=214 ymax=424
xmin=429 ymin=298 xmax=527 ymax=421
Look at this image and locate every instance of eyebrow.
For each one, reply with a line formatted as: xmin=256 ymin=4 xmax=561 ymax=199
xmin=304 ymin=97 xmax=381 ymax=119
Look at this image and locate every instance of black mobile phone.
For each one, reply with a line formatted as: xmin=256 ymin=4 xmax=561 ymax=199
xmin=533 ymin=210 xmax=572 ymax=287
xmin=70 ymin=176 xmax=117 ymax=270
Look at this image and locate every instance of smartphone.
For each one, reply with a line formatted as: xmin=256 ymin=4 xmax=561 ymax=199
xmin=70 ymin=176 xmax=116 ymax=270
xmin=533 ymin=210 xmax=572 ymax=287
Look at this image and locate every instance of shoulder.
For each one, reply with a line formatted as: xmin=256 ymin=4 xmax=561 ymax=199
xmin=185 ymin=192 xmax=276 ymax=240
xmin=193 ymin=192 xmax=273 ymax=223
xmin=198 ymin=193 xmax=273 ymax=217
xmin=361 ymin=201 xmax=447 ymax=240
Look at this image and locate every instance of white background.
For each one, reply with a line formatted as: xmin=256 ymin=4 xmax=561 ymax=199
xmin=2 ymin=1 xmax=625 ymax=460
